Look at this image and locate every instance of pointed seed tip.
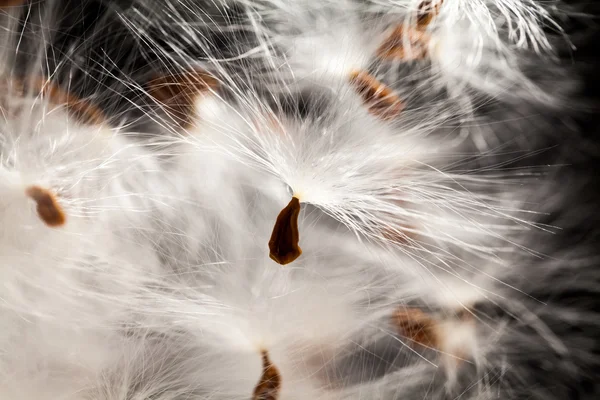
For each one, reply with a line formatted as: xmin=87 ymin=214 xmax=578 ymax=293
xmin=253 ymin=349 xmax=281 ymax=400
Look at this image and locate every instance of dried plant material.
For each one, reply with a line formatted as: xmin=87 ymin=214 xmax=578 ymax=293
xmin=376 ymin=25 xmax=429 ymax=61
xmin=38 ymin=80 xmax=105 ymax=125
xmin=392 ymin=308 xmax=439 ymax=349
xmin=253 ymin=350 xmax=281 ymax=400
xmin=349 ymin=70 xmax=404 ymax=120
xmin=377 ymin=0 xmax=444 ymax=61
xmin=0 ymin=0 xmax=27 ymax=7
xmin=147 ymin=69 xmax=219 ymax=128
xmin=393 ymin=306 xmax=478 ymax=370
xmin=25 ymin=185 xmax=66 ymax=227
xmin=10 ymin=77 xmax=105 ymax=124
xmin=417 ymin=0 xmax=444 ymax=29
xmin=269 ymin=196 xmax=302 ymax=265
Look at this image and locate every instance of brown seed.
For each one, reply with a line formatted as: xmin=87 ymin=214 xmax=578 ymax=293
xmin=253 ymin=350 xmax=281 ymax=400
xmin=25 ymin=185 xmax=66 ymax=227
xmin=147 ymin=69 xmax=219 ymax=128
xmin=349 ymin=70 xmax=404 ymax=120
xmin=376 ymin=0 xmax=443 ymax=61
xmin=392 ymin=308 xmax=439 ymax=349
xmin=15 ymin=77 xmax=106 ymax=125
xmin=376 ymin=24 xmax=429 ymax=61
xmin=417 ymin=0 xmax=444 ymax=29
xmin=0 ymin=0 xmax=27 ymax=7
xmin=268 ymin=196 xmax=302 ymax=265
xmin=41 ymin=81 xmax=105 ymax=125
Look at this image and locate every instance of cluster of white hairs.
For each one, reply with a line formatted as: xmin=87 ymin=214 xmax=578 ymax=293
xmin=1 ymin=0 xmax=599 ymax=399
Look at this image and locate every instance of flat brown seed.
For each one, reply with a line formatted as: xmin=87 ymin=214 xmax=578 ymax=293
xmin=349 ymin=71 xmax=404 ymax=120
xmin=268 ymin=196 xmax=302 ymax=265
xmin=392 ymin=308 xmax=439 ymax=349
xmin=147 ymin=69 xmax=219 ymax=128
xmin=377 ymin=0 xmax=442 ymax=62
xmin=25 ymin=78 xmax=105 ymax=125
xmin=253 ymin=351 xmax=281 ymax=400
xmin=0 ymin=0 xmax=27 ymax=7
xmin=417 ymin=0 xmax=444 ymax=29
xmin=25 ymin=185 xmax=66 ymax=227
xmin=376 ymin=24 xmax=429 ymax=61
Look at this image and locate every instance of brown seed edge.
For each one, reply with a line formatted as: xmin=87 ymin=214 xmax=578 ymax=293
xmin=252 ymin=350 xmax=282 ymax=400
xmin=25 ymin=185 xmax=66 ymax=227
xmin=268 ymin=196 xmax=302 ymax=266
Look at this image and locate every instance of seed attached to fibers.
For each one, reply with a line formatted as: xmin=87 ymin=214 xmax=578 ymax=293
xmin=269 ymin=196 xmax=302 ymax=265
xmin=253 ymin=350 xmax=281 ymax=400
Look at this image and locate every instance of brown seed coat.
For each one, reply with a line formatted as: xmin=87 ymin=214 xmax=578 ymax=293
xmin=268 ymin=196 xmax=302 ymax=265
xmin=25 ymin=185 xmax=66 ymax=227
xmin=6 ymin=77 xmax=105 ymax=125
xmin=392 ymin=308 xmax=439 ymax=348
xmin=0 ymin=0 xmax=27 ymax=7
xmin=147 ymin=69 xmax=219 ymax=129
xmin=349 ymin=70 xmax=404 ymax=120
xmin=253 ymin=351 xmax=281 ymax=400
xmin=376 ymin=0 xmax=444 ymax=61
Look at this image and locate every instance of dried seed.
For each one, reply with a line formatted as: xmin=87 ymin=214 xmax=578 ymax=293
xmin=0 ymin=0 xmax=27 ymax=7
xmin=349 ymin=70 xmax=404 ymax=120
xmin=392 ymin=308 xmax=439 ymax=348
xmin=147 ymin=69 xmax=218 ymax=128
xmin=269 ymin=196 xmax=302 ymax=265
xmin=253 ymin=350 xmax=281 ymax=400
xmin=377 ymin=0 xmax=443 ymax=61
xmin=417 ymin=0 xmax=444 ymax=29
xmin=25 ymin=186 xmax=66 ymax=227
xmin=376 ymin=25 xmax=429 ymax=61
xmin=15 ymin=78 xmax=106 ymax=125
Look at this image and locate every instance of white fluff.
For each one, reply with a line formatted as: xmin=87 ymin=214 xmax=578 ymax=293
xmin=0 ymin=0 xmax=597 ymax=399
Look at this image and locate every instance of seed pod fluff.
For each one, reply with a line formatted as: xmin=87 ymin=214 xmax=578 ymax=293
xmin=0 ymin=1 xmax=599 ymax=399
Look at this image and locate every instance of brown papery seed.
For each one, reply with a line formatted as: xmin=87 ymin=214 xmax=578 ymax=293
xmin=392 ymin=308 xmax=439 ymax=349
xmin=253 ymin=350 xmax=281 ymax=400
xmin=0 ymin=0 xmax=27 ymax=7
xmin=376 ymin=24 xmax=429 ymax=61
xmin=147 ymin=69 xmax=219 ymax=129
xmin=349 ymin=71 xmax=404 ymax=120
xmin=268 ymin=196 xmax=302 ymax=265
xmin=20 ymin=78 xmax=106 ymax=125
xmin=25 ymin=185 xmax=66 ymax=227
xmin=417 ymin=0 xmax=444 ymax=29
xmin=377 ymin=0 xmax=443 ymax=62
